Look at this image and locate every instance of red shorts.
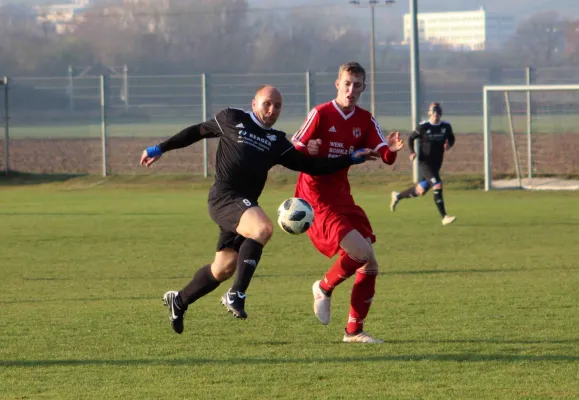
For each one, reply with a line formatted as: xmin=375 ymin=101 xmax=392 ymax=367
xmin=307 ymin=205 xmax=375 ymax=258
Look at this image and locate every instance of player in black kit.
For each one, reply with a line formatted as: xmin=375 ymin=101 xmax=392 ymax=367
xmin=390 ymin=102 xmax=457 ymax=226
xmin=139 ymin=85 xmax=379 ymax=334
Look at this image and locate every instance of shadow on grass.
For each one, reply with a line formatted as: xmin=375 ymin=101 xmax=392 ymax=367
xmin=0 ymin=295 xmax=155 ymax=304
xmin=0 ymin=171 xmax=86 ymax=186
xmin=257 ymin=268 xmax=523 ymax=279
xmin=2 ymin=352 xmax=579 ymax=367
xmin=385 ymin=339 xmax=579 ymax=345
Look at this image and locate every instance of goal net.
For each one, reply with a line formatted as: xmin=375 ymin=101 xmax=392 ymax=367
xmin=483 ymin=84 xmax=579 ymax=191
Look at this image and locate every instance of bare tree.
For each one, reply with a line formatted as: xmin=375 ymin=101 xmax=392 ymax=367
xmin=508 ymin=11 xmax=566 ymax=66
xmin=0 ymin=4 xmax=53 ymax=74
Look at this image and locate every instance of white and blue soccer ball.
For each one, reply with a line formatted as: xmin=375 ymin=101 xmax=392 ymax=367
xmin=277 ymin=197 xmax=314 ymax=235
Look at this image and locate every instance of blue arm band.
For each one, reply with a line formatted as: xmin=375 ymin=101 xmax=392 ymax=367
xmin=350 ymin=149 xmax=365 ymax=165
xmin=146 ymin=145 xmax=162 ymax=158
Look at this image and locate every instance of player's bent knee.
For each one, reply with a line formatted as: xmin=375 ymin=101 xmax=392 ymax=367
xmin=433 ymin=183 xmax=443 ymax=190
xmin=360 ymin=257 xmax=379 ymax=274
xmin=345 ymin=244 xmax=373 ymax=265
xmin=340 ymin=231 xmax=374 ymax=264
xmin=415 ymin=185 xmax=426 ymax=196
xmin=237 ymin=207 xmax=274 ymax=244
xmin=249 ymin=220 xmax=274 ymax=244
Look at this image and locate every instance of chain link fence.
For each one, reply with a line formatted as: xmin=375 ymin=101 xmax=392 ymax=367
xmin=0 ymin=67 xmax=577 ymax=178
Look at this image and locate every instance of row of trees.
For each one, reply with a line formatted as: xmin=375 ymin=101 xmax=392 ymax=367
xmin=0 ymin=0 xmax=576 ymax=77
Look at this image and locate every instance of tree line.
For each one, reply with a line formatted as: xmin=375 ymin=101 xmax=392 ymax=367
xmin=0 ymin=0 xmax=576 ymax=77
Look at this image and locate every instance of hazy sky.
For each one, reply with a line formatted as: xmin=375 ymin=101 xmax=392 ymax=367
xmin=3 ymin=0 xmax=578 ymax=20
xmin=251 ymin=0 xmax=579 ymax=18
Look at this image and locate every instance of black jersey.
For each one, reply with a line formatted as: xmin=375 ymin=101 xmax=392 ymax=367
xmin=157 ymin=108 xmax=353 ymax=200
xmin=408 ymin=120 xmax=455 ymax=165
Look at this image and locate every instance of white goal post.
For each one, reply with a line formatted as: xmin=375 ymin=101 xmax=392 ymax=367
xmin=483 ymin=84 xmax=579 ymax=191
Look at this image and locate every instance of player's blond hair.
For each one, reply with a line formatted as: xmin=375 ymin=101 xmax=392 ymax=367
xmin=337 ymin=62 xmax=366 ymax=83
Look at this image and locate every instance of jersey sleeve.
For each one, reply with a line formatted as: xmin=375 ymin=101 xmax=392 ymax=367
xmin=363 ymin=116 xmax=397 ymax=164
xmin=446 ymin=123 xmax=456 ymax=148
xmin=291 ymin=108 xmax=321 ymax=154
xmin=158 ymin=109 xmax=226 ymax=153
xmin=202 ymin=108 xmax=231 ymax=137
xmin=408 ymin=124 xmax=423 ymax=154
xmin=362 ymin=116 xmax=388 ymax=152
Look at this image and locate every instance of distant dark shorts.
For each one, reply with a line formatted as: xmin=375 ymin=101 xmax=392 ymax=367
xmin=418 ymin=162 xmax=442 ymax=188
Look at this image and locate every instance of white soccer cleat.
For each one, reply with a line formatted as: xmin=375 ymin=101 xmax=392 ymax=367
xmin=442 ymin=215 xmax=457 ymax=226
xmin=390 ymin=191 xmax=399 ymax=212
xmin=342 ymin=331 xmax=384 ymax=344
xmin=312 ymin=280 xmax=331 ymax=325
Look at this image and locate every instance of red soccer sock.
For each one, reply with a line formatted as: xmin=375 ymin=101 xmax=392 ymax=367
xmin=319 ymin=252 xmax=366 ymax=294
xmin=346 ymin=271 xmax=377 ymax=334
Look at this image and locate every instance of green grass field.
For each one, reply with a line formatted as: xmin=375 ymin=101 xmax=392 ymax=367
xmin=1 ymin=176 xmax=578 ymax=399
xmin=6 ymin=114 xmax=578 ymax=138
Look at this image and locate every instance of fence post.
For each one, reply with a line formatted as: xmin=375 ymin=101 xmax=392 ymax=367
xmin=201 ymin=73 xmax=210 ymax=178
xmin=100 ymin=75 xmax=108 ymax=177
xmin=68 ymin=65 xmax=74 ymax=113
xmin=305 ymin=70 xmax=315 ymax=113
xmin=123 ymin=64 xmax=129 ymax=111
xmin=2 ymin=77 xmax=8 ymax=176
xmin=526 ymin=66 xmax=533 ymax=180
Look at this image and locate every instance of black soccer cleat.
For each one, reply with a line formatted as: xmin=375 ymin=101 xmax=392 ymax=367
xmin=220 ymin=289 xmax=248 ymax=319
xmin=162 ymin=291 xmax=186 ymax=334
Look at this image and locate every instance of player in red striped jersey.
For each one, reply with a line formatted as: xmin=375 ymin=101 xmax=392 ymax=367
xmin=292 ymin=62 xmax=404 ymax=343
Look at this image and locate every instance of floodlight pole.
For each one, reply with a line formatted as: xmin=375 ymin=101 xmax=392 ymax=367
xmin=409 ymin=0 xmax=421 ymax=183
xmin=349 ymin=1 xmax=395 ymax=117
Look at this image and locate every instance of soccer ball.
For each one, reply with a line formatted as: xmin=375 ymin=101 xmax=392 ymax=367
xmin=277 ymin=197 xmax=314 ymax=235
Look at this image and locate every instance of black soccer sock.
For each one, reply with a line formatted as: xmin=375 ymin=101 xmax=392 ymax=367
xmin=398 ymin=186 xmax=418 ymax=199
xmin=178 ymin=264 xmax=221 ymax=308
xmin=433 ymin=189 xmax=447 ymax=217
xmin=231 ymin=239 xmax=263 ymax=294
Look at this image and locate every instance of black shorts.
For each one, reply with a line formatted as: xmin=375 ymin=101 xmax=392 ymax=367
xmin=419 ymin=162 xmax=442 ymax=187
xmin=208 ymin=189 xmax=258 ymax=252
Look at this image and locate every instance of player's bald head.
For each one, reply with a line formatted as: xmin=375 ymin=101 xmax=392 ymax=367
xmin=252 ymin=85 xmax=283 ymax=128
xmin=254 ymin=85 xmax=282 ymax=102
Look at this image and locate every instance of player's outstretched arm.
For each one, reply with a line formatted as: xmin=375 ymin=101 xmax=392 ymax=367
xmin=278 ymin=146 xmax=378 ymax=175
xmin=139 ymin=111 xmax=226 ymax=167
xmin=140 ymin=123 xmax=207 ymax=167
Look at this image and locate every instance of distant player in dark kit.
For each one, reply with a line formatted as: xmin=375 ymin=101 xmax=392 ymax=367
xmin=390 ymin=102 xmax=457 ymax=225
xmin=139 ymin=85 xmax=380 ymax=334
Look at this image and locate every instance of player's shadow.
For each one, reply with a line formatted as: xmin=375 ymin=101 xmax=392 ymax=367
xmin=384 ymin=338 xmax=579 ymax=345
xmin=256 ymin=268 xmax=514 ymax=278
xmin=457 ymin=221 xmax=579 ymax=227
xmin=385 ymin=268 xmax=520 ymax=275
xmin=3 ymin=353 xmax=579 ymax=368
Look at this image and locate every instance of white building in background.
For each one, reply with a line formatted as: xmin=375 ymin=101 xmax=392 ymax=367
xmin=35 ymin=0 xmax=92 ymax=34
xmin=403 ymin=8 xmax=515 ymax=51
